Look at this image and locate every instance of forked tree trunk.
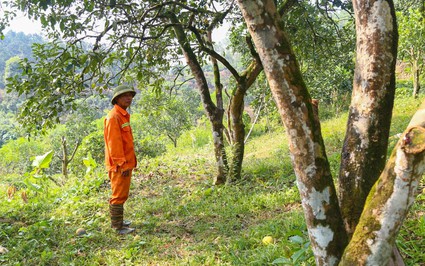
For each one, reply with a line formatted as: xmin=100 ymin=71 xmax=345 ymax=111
xmin=338 ymin=0 xmax=398 ymax=237
xmin=341 ymin=99 xmax=425 ymax=265
xmin=237 ymin=0 xmax=348 ymax=264
xmin=60 ymin=136 xmax=80 ymax=178
xmin=227 ymin=59 xmax=262 ymax=182
xmin=168 ymin=13 xmax=228 ymax=184
xmin=200 ymin=31 xmax=263 ymax=182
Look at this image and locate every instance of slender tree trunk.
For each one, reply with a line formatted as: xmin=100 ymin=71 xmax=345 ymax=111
xmin=412 ymin=59 xmax=420 ymax=98
xmin=61 ymin=136 xmax=68 ymax=178
xmin=60 ymin=136 xmax=80 ymax=178
xmin=236 ymin=1 xmax=347 ymax=264
xmin=168 ymin=13 xmax=228 ymax=184
xmin=341 ymin=99 xmax=425 ymax=265
xmin=166 ymin=134 xmax=177 ymax=148
xmin=208 ymin=30 xmax=228 ymax=185
xmin=338 ymin=0 xmax=398 ymax=238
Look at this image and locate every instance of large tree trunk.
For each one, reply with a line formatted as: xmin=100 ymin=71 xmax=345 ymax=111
xmin=168 ymin=13 xmax=228 ymax=184
xmin=236 ymin=1 xmax=348 ymax=264
xmin=338 ymin=0 xmax=398 ymax=237
xmin=341 ymin=99 xmax=425 ymax=265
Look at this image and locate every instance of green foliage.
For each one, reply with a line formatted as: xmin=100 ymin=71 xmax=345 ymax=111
xmin=0 ymin=0 xmax=234 ymax=134
xmin=0 ymin=137 xmax=45 ymax=175
xmin=397 ymin=7 xmax=425 ymax=95
xmin=173 ymin=121 xmax=212 ymax=150
xmin=22 ymin=150 xmax=54 ymax=194
xmin=73 ymin=125 xmax=104 ymax=175
xmin=82 ymin=152 xmax=97 ymax=176
xmin=137 ymin=135 xmax=168 ymax=158
xmin=395 ymin=80 xmax=415 ymax=98
xmin=135 ymin=89 xmax=202 ymax=148
xmin=3 ymin=55 xmax=21 ymax=84
xmin=282 ymin=1 xmax=355 ymax=105
xmin=0 ymin=110 xmax=21 ymax=147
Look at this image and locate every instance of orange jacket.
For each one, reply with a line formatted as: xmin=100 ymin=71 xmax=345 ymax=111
xmin=104 ymin=105 xmax=137 ymax=172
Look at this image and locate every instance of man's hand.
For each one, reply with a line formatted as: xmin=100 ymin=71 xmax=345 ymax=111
xmin=122 ymin=169 xmax=130 ymax=177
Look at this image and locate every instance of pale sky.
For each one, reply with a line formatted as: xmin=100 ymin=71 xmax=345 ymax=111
xmin=4 ymin=14 xmax=42 ymax=34
xmin=3 ymin=12 xmax=229 ymax=41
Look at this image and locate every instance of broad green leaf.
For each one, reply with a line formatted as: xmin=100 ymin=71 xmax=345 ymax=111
xmin=32 ymin=150 xmax=53 ymax=169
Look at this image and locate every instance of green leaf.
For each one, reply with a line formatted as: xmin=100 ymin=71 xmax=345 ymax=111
xmin=24 ymin=179 xmax=42 ymax=192
xmin=83 ymin=152 xmax=97 ymax=175
xmin=32 ymin=150 xmax=54 ymax=169
xmin=289 ymin=235 xmax=304 ymax=244
xmin=272 ymin=257 xmax=291 ymax=264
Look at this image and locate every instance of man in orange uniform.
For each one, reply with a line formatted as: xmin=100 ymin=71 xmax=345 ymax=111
xmin=104 ymin=85 xmax=137 ymax=234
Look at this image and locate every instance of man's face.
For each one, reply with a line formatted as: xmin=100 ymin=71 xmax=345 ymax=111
xmin=115 ymin=92 xmax=134 ymax=110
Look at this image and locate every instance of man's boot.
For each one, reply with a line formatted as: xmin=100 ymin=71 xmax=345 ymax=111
xmin=109 ymin=204 xmax=135 ymax=235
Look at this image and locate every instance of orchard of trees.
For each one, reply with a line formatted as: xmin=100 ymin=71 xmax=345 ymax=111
xmin=0 ymin=0 xmax=424 ymax=265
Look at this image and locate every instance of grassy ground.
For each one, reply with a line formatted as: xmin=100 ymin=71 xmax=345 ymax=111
xmin=1 ymin=96 xmax=424 ymax=265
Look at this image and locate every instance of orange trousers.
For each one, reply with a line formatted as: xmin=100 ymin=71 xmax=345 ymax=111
xmin=108 ymin=169 xmax=132 ymax=205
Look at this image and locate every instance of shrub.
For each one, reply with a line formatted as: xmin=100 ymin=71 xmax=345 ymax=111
xmin=0 ymin=137 xmax=45 ymax=175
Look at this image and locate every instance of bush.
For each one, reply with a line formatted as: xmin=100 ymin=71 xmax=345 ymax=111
xmin=0 ymin=137 xmax=45 ymax=175
xmin=71 ymin=129 xmax=105 ymax=176
xmin=176 ymin=122 xmax=212 ymax=149
xmin=137 ymin=135 xmax=167 ymax=158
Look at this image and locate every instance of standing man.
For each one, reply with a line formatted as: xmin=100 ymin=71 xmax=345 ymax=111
xmin=104 ymin=85 xmax=137 ymax=234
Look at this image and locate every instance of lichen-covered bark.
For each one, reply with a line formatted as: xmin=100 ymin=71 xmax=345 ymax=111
xmin=227 ymin=60 xmax=263 ymax=182
xmin=340 ymin=100 xmax=425 ymax=265
xmin=168 ymin=13 xmax=228 ymax=184
xmin=236 ymin=1 xmax=347 ymax=264
xmin=227 ymin=84 xmax=246 ymax=182
xmin=338 ymin=0 xmax=398 ymax=237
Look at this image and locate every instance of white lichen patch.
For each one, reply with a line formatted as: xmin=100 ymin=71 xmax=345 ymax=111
xmin=352 ymin=116 xmax=371 ymax=148
xmin=297 ymin=182 xmax=331 ymax=220
xmin=262 ymin=48 xmax=286 ymax=72
xmin=310 ymin=225 xmax=338 ymax=265
xmin=212 ymin=131 xmax=221 ymax=145
xmin=369 ymin=1 xmax=393 ymax=34
xmin=242 ymin=1 xmax=264 ymax=26
xmin=310 ymin=187 xmax=331 ymax=220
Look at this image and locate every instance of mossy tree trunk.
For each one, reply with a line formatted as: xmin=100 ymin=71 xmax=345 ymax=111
xmin=338 ymin=0 xmax=398 ymax=238
xmin=237 ymin=0 xmax=348 ymax=264
xmin=227 ymin=82 xmax=246 ymax=182
xmin=227 ymin=58 xmax=263 ymax=183
xmin=340 ymin=99 xmax=425 ymax=265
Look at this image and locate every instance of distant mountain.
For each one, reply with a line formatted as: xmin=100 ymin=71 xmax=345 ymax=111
xmin=0 ymin=31 xmax=44 ymax=88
